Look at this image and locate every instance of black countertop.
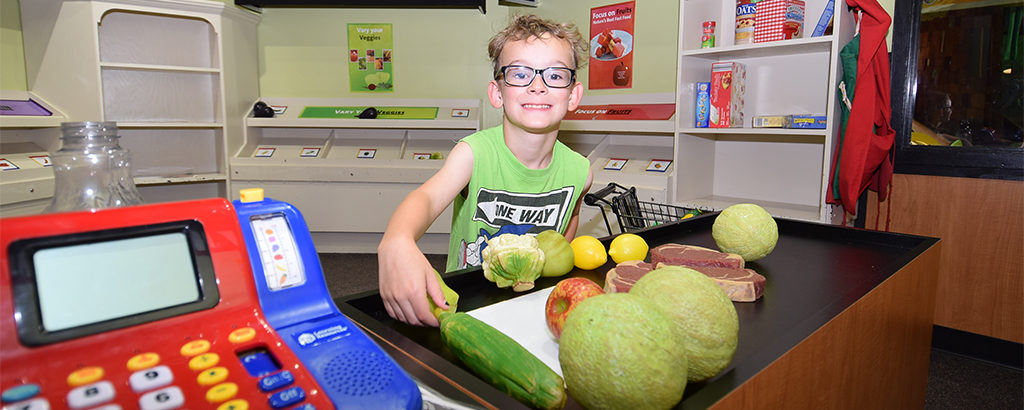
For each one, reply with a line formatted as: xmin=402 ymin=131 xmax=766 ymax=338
xmin=337 ymin=214 xmax=939 ymax=409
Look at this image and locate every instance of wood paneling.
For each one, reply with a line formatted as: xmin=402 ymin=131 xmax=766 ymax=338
xmin=711 ymin=243 xmax=941 ymax=408
xmin=867 ymin=174 xmax=1023 ymax=344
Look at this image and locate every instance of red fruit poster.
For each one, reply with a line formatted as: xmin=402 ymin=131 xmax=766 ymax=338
xmin=589 ymin=2 xmax=635 ymax=90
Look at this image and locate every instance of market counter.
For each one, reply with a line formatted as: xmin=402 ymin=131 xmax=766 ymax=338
xmin=337 ymin=215 xmax=941 ymax=409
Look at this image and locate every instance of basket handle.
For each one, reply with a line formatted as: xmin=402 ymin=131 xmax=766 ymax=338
xmin=583 ymin=182 xmax=622 ymax=206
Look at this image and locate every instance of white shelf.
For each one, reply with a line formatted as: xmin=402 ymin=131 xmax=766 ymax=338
xmin=15 ymin=0 xmax=260 ymax=207
xmin=672 ymin=0 xmax=852 ymax=224
xmin=99 ymin=62 xmax=221 ymax=74
xmin=677 ymin=127 xmax=829 ymax=137
xmin=676 ymin=194 xmax=824 ymax=223
xmin=135 ymin=172 xmax=228 ymax=185
xmin=681 ymin=35 xmax=835 ymax=58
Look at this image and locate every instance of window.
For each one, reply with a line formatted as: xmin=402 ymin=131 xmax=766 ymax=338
xmin=892 ymin=0 xmax=1023 ymax=180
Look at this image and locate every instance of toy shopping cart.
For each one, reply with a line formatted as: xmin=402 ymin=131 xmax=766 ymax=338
xmin=583 ymin=182 xmax=704 ymax=236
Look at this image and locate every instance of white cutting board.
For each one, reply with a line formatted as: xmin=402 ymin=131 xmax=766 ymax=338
xmin=467 ymin=286 xmax=563 ymax=377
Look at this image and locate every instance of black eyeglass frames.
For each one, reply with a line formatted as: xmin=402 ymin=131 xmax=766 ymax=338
xmin=497 ymin=65 xmax=577 ymax=88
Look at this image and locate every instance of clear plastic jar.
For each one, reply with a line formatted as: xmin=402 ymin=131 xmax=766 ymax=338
xmin=45 ymin=121 xmax=143 ymax=213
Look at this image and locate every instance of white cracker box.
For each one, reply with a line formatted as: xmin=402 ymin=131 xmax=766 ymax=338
xmin=710 ymin=62 xmax=746 ymax=128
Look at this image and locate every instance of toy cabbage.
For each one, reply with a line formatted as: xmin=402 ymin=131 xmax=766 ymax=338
xmin=481 ymin=233 xmax=546 ymax=292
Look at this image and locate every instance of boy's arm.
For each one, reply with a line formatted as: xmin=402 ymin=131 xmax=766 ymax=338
xmin=378 ymin=142 xmax=474 ymax=327
xmin=563 ymin=168 xmax=594 ymax=241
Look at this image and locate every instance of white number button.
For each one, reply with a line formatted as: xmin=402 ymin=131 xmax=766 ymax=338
xmin=66 ymin=381 xmax=114 ymax=409
xmin=129 ymin=365 xmax=174 ymax=393
xmin=1 ymin=398 xmax=50 ymax=410
xmin=139 ymin=386 xmax=184 ymax=410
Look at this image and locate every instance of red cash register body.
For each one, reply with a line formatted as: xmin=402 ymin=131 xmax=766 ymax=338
xmin=0 ymin=199 xmax=332 ymax=409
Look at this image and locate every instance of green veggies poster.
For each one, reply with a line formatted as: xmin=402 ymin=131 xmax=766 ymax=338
xmin=348 ymin=23 xmax=393 ymax=92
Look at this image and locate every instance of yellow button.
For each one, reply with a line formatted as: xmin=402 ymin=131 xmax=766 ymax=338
xmin=206 ymin=382 xmax=239 ymax=403
xmin=67 ymin=366 xmax=104 ymax=387
xmin=239 ymin=188 xmax=264 ymax=203
xmin=188 ymin=353 xmax=220 ymax=371
xmin=126 ymin=352 xmax=161 ymax=371
xmin=197 ymin=366 xmax=229 ymax=386
xmin=228 ymin=327 xmax=256 ymax=344
xmin=218 ymin=399 xmax=249 ymax=410
xmin=180 ymin=339 xmax=211 ymax=357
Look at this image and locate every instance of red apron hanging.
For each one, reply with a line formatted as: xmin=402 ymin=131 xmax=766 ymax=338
xmin=826 ymin=0 xmax=895 ymax=218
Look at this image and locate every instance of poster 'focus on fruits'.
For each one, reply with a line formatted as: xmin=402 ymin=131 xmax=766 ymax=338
xmin=589 ymin=1 xmax=635 ymax=90
xmin=348 ymin=23 xmax=394 ymax=92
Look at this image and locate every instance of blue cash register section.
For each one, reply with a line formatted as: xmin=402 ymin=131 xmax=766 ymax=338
xmin=234 ymin=195 xmax=422 ymax=409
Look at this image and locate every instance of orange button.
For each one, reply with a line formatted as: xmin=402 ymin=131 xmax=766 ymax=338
xmin=218 ymin=399 xmax=248 ymax=410
xmin=206 ymin=382 xmax=238 ymax=403
xmin=180 ymin=339 xmax=211 ymax=357
xmin=228 ymin=327 xmax=256 ymax=344
xmin=127 ymin=352 xmax=161 ymax=371
xmin=197 ymin=366 xmax=229 ymax=386
xmin=188 ymin=353 xmax=220 ymax=372
xmin=67 ymin=366 xmax=104 ymax=387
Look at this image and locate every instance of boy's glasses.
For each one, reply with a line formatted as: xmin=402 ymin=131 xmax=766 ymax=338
xmin=498 ymin=65 xmax=576 ymax=88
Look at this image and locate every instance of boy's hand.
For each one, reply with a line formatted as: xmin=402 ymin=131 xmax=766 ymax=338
xmin=378 ymin=239 xmax=446 ymax=327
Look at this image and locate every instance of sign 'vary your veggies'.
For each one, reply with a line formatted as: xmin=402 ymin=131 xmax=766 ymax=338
xmin=348 ymin=23 xmax=394 ymax=92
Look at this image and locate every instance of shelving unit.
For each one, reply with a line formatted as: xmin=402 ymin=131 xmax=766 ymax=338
xmin=18 ymin=0 xmax=260 ymax=205
xmin=231 ymin=97 xmax=481 ymax=253
xmin=673 ymin=0 xmax=853 ymax=223
xmin=557 ymin=93 xmax=677 ymax=237
xmin=0 ymin=91 xmax=66 ymax=217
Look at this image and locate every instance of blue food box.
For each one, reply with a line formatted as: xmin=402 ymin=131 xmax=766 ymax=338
xmin=695 ymin=82 xmax=711 ymax=128
xmin=788 ymin=114 xmax=827 ymax=129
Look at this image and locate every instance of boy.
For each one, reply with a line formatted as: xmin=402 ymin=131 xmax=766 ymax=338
xmin=378 ymin=14 xmax=593 ymax=327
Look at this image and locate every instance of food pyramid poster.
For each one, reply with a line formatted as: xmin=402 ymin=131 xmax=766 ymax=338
xmin=348 ymin=23 xmax=394 ymax=92
xmin=589 ymin=2 xmax=635 ymax=90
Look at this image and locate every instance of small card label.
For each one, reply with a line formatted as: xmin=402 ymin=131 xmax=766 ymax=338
xmin=412 ymin=152 xmax=431 ymax=160
xmin=646 ymin=159 xmax=672 ymax=172
xmin=0 ymin=158 xmax=18 ymax=171
xmin=300 ymin=147 xmax=321 ymax=158
xmin=604 ymin=158 xmax=628 ymax=170
xmin=254 ymin=147 xmax=276 ymax=158
xmin=30 ymin=155 xmax=51 ymax=167
xmin=357 ymin=148 xmax=376 ymax=159
xmin=451 ymin=108 xmax=470 ymax=118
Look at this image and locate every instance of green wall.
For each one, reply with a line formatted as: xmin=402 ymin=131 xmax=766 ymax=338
xmin=1 ymin=0 xmax=26 ymax=91
xmin=3 ymin=0 xmax=895 ymax=127
xmin=254 ymin=0 xmax=679 ymax=127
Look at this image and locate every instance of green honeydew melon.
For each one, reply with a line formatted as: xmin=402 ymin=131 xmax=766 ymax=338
xmin=630 ymin=266 xmax=739 ymax=382
xmin=559 ymin=293 xmax=688 ymax=410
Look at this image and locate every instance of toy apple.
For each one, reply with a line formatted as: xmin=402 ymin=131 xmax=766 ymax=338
xmin=545 ymin=277 xmax=604 ymax=339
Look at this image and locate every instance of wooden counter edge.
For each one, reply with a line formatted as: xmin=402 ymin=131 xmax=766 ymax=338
xmin=708 ymin=240 xmax=942 ymax=409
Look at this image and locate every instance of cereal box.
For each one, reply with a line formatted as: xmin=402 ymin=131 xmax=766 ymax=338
xmin=710 ymin=62 xmax=746 ymax=128
xmin=695 ymin=82 xmax=711 ymax=128
xmin=754 ymin=0 xmax=805 ymax=43
xmin=735 ymin=0 xmax=758 ymax=45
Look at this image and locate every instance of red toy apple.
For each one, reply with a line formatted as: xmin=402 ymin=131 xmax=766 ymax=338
xmin=545 ymin=277 xmax=604 ymax=339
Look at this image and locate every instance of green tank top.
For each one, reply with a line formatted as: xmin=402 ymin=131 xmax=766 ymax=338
xmin=446 ymin=126 xmax=590 ymax=271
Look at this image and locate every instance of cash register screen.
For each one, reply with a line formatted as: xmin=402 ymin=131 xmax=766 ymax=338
xmin=34 ymin=232 xmax=199 ymax=331
xmin=10 ymin=220 xmax=219 ymax=346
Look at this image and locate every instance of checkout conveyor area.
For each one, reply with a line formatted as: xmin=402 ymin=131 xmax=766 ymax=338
xmin=0 ymin=192 xmax=941 ymax=409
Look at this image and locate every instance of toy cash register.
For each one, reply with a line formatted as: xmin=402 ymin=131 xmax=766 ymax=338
xmin=232 ymin=189 xmax=421 ymax=409
xmin=0 ymin=197 xmax=420 ymax=409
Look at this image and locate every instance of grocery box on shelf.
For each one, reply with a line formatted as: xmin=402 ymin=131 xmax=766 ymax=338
xmin=755 ymin=0 xmax=806 ymax=43
xmin=710 ymin=62 xmax=746 ymax=128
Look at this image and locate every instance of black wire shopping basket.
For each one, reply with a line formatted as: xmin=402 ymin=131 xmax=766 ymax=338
xmin=583 ymin=182 xmax=704 ymax=236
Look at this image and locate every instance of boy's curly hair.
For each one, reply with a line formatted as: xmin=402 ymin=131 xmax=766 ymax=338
xmin=488 ymin=14 xmax=589 ymax=79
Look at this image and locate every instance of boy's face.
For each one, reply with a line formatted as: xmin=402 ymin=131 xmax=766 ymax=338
xmin=488 ymin=34 xmax=583 ymax=135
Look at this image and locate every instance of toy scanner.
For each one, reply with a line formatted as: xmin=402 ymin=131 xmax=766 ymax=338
xmin=0 ymin=194 xmax=421 ymax=409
